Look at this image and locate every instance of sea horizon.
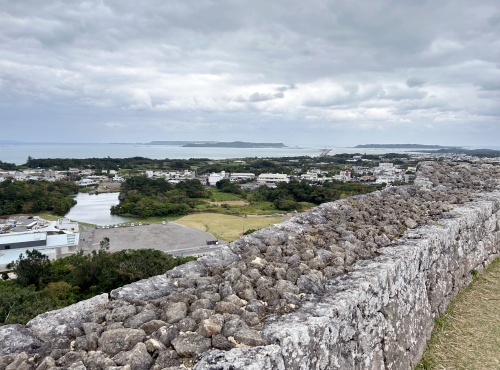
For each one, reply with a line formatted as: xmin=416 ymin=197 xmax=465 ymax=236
xmin=1 ymin=142 xmax=499 ymax=166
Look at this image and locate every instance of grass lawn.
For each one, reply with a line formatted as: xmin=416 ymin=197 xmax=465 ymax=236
xmin=34 ymin=212 xmax=61 ymax=221
xmin=209 ymin=190 xmax=244 ymax=202
xmin=173 ymin=213 xmax=283 ymax=242
xmin=416 ymin=257 xmax=500 ymax=370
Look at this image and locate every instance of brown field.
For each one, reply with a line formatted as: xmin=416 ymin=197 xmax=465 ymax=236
xmin=417 ymin=257 xmax=500 ymax=369
xmin=173 ymin=213 xmax=283 ymax=242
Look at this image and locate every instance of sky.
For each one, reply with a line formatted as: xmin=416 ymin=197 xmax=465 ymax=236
xmin=1 ymin=0 xmax=499 ymax=147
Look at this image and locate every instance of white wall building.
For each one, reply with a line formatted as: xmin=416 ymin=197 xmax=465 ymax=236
xmin=0 ymin=230 xmax=80 ymax=271
xmin=301 ymin=171 xmax=318 ymax=182
xmin=257 ymin=173 xmax=290 ymax=185
xmin=229 ymin=173 xmax=255 ymax=181
xmin=56 ymin=219 xmax=79 ymax=232
xmin=333 ymin=169 xmax=352 ymax=182
xmin=208 ymin=171 xmax=227 ymax=186
xmin=77 ymin=178 xmax=98 ymax=186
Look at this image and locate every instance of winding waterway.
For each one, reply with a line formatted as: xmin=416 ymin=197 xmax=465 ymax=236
xmin=65 ymin=192 xmax=135 ymax=226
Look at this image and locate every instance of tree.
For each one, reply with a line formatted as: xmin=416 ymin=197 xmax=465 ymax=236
xmin=99 ymin=237 xmax=110 ymax=250
xmin=7 ymin=249 xmax=50 ymax=289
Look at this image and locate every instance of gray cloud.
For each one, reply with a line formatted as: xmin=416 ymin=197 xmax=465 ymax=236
xmin=406 ymin=78 xmax=426 ymax=88
xmin=248 ymin=91 xmax=285 ymax=102
xmin=0 ymin=0 xmax=499 ymax=146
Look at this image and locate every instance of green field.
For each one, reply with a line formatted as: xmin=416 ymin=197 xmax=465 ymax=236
xmin=416 ymin=257 xmax=500 ymax=369
xmin=173 ymin=213 xmax=284 ymax=242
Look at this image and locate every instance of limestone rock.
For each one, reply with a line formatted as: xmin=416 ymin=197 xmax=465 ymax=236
xmin=56 ymin=350 xmax=88 ymax=367
xmin=123 ymin=309 xmax=157 ymax=329
xmin=84 ymin=350 xmax=116 ymax=369
xmin=233 ymin=328 xmax=268 ymax=347
xmin=112 ymin=343 xmax=153 ymax=370
xmin=151 ymin=350 xmax=180 ymax=370
xmin=0 ymin=325 xmax=41 ymax=356
xmin=198 ymin=319 xmax=222 ymax=338
xmin=162 ymin=302 xmax=187 ymax=324
xmin=33 ymin=356 xmax=55 ymax=370
xmin=110 ymin=275 xmax=175 ymax=302
xmin=67 ymin=361 xmax=87 ymax=370
xmin=171 ymin=333 xmax=211 ymax=357
xmin=98 ymin=328 xmax=146 ymax=357
xmin=152 ymin=326 xmax=179 ymax=347
xmin=211 ymin=334 xmax=236 ymax=351
xmin=5 ymin=352 xmax=29 ymax=370
xmin=144 ymin=338 xmax=166 ymax=355
xmin=106 ymin=305 xmax=136 ymax=323
xmin=139 ymin=320 xmax=167 ymax=335
xmin=27 ymin=293 xmax=108 ymax=342
xmin=82 ymin=322 xmax=104 ymax=336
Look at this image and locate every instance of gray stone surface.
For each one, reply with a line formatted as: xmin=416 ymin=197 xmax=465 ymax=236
xmin=2 ymin=161 xmax=500 ymax=370
xmin=110 ymin=275 xmax=175 ymax=301
xmin=171 ymin=333 xmax=212 ymax=357
xmin=26 ymin=293 xmax=109 ymax=341
xmin=195 ymin=162 xmax=500 ymax=369
xmin=98 ymin=328 xmax=146 ymax=357
xmin=112 ymin=342 xmax=153 ymax=370
xmin=0 ymin=325 xmax=42 ymax=356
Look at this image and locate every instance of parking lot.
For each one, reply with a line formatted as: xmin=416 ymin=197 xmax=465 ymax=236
xmin=0 ymin=215 xmax=49 ymax=233
xmin=78 ymin=222 xmax=223 ymax=256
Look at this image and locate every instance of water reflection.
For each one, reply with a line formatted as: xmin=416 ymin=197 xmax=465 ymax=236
xmin=65 ymin=192 xmax=135 ymax=226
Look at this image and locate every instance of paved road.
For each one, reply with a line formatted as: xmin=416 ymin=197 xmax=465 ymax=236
xmin=78 ymin=222 xmax=225 ymax=256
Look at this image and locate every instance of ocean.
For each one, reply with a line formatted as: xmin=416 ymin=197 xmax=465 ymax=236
xmin=0 ymin=143 xmax=427 ymax=165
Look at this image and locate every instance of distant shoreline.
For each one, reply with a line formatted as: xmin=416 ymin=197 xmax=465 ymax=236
xmin=182 ymin=141 xmax=286 ymax=148
xmin=355 ymin=144 xmax=461 ymax=149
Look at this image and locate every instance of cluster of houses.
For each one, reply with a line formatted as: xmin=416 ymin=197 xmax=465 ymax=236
xmin=0 ymin=158 xmax=419 ymax=189
xmin=0 ymin=217 xmax=81 ymax=272
xmin=201 ymin=162 xmax=416 ymax=188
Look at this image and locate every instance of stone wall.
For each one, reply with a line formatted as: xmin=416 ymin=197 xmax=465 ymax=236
xmin=1 ymin=161 xmax=499 ymax=370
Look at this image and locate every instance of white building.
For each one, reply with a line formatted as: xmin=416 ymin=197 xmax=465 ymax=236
xmin=375 ymin=175 xmax=400 ymax=184
xmin=379 ymin=162 xmax=394 ymax=170
xmin=208 ymin=171 xmax=227 ymax=186
xmin=55 ymin=219 xmax=79 ymax=232
xmin=301 ymin=171 xmax=318 ymax=182
xmin=43 ymin=170 xmax=56 ymax=179
xmin=77 ymin=178 xmax=98 ymax=187
xmin=0 ymin=230 xmax=80 ymax=271
xmin=229 ymin=173 xmax=255 ymax=181
xmin=257 ymin=173 xmax=290 ymax=185
xmin=333 ymin=169 xmax=352 ymax=182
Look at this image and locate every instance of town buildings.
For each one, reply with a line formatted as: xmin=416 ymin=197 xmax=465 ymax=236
xmin=0 ymin=217 xmax=80 ymax=272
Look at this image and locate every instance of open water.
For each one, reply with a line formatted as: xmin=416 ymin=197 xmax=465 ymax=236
xmin=64 ymin=192 xmax=135 ymax=226
xmin=0 ymin=143 xmax=429 ymax=165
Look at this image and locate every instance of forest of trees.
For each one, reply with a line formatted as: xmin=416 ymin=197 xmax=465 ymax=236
xmin=249 ymin=180 xmax=384 ymax=211
xmin=0 ymin=243 xmax=195 ymax=325
xmin=18 ymin=153 xmax=414 ymax=174
xmin=110 ymin=177 xmax=209 ymax=217
xmin=0 ymin=179 xmax=79 ymax=215
xmin=111 ymin=176 xmax=384 ymax=217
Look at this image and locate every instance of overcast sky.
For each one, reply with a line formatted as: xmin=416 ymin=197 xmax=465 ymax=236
xmin=1 ymin=1 xmax=499 ymax=146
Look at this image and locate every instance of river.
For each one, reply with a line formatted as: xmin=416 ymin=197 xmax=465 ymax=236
xmin=64 ymin=192 xmax=135 ymax=226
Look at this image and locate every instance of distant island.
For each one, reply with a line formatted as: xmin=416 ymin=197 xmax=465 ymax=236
xmin=147 ymin=141 xmax=217 ymax=146
xmin=423 ymin=148 xmax=500 ymax=156
xmin=182 ymin=141 xmax=287 ymax=148
xmin=355 ymin=144 xmax=461 ymax=149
